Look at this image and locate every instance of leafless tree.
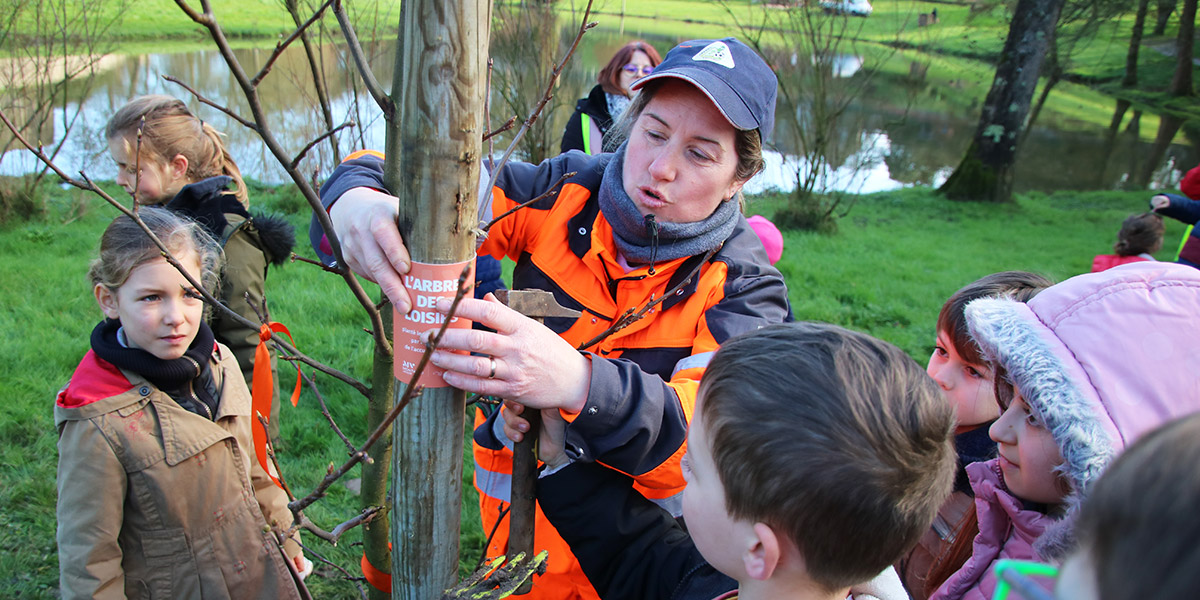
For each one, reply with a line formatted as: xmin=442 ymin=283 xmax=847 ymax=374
xmin=0 ymin=0 xmax=127 ymax=221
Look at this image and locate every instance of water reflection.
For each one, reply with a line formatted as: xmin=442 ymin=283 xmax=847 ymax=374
xmin=0 ymin=30 xmax=1194 ymax=195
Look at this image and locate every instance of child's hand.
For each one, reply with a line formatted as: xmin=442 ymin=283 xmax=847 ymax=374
xmin=294 ymin=554 xmax=314 ymax=581
xmin=501 ymin=400 xmax=532 ymax=443
xmin=501 ymin=401 xmax=570 ymax=471
xmin=1151 ymin=194 xmax=1171 ymax=210
xmin=538 ymin=408 xmax=570 ymax=471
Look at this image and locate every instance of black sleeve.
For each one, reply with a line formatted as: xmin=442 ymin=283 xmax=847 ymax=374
xmin=537 ymin=462 xmax=736 ymax=600
xmin=1155 ymin=193 xmax=1200 ymax=226
xmin=561 ymin=104 xmax=587 ymax=154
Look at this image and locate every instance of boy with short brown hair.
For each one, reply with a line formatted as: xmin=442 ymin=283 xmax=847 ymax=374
xmin=536 ymin=322 xmax=957 ymax=599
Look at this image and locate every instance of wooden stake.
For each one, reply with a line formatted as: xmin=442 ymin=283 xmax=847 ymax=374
xmin=385 ymin=0 xmax=489 ymax=597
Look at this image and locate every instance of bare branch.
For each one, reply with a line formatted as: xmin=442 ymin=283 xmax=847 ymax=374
xmin=273 ymin=529 xmax=318 ymax=600
xmin=171 ymin=0 xmax=208 ymax=24
xmin=481 ymin=171 xmax=575 ymax=232
xmin=287 ymin=356 xmax=357 ymax=454
xmin=482 ymin=115 xmax=517 ymax=142
xmin=258 ymin=413 xmax=297 ymax=501
xmin=296 ymin=539 xmax=369 ymax=600
xmin=475 ymin=503 xmax=511 ymax=570
xmin=291 ymin=120 xmax=356 ymax=170
xmin=486 ymin=57 xmax=497 ymax=176
xmin=162 ymin=75 xmax=258 ymax=131
xmin=331 ymin=0 xmax=393 ymax=119
xmin=170 ymin=0 xmax=391 ymax=355
xmin=251 ymin=0 xmax=336 ymax=87
xmin=291 ymin=253 xmax=347 ymax=275
xmin=299 ymin=506 xmax=383 ymax=545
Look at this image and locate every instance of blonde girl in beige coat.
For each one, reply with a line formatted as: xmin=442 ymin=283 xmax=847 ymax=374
xmin=55 ymin=208 xmax=307 ymax=599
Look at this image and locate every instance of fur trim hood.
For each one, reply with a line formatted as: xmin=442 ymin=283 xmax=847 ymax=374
xmin=965 ymin=262 xmax=1200 ymax=558
xmin=250 ymin=211 xmax=296 ymax=266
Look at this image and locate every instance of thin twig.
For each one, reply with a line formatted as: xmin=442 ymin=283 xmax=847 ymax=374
xmin=299 ymin=506 xmax=383 ymax=545
xmin=172 ymin=0 xmax=207 ymax=24
xmin=275 ymin=529 xmax=317 ymax=600
xmin=291 ymin=120 xmax=356 ymax=170
xmin=291 ymin=253 xmax=346 ymax=275
xmin=251 ymin=0 xmax=336 ymax=87
xmin=481 ymin=0 xmax=596 ymax=210
xmin=331 ymin=0 xmax=393 ymax=119
xmin=297 ymin=539 xmax=369 ymax=600
xmin=287 ymin=355 xmax=357 ymax=454
xmin=258 ymin=413 xmax=297 ymax=501
xmin=575 ymin=247 xmax=719 ymax=351
xmin=481 ymin=171 xmax=576 ymax=233
xmin=486 ymin=57 xmax=496 ymax=183
xmin=162 ymin=75 xmax=257 ymax=131
xmin=133 ymin=118 xmax=144 ymax=211
xmin=476 ymin=503 xmax=511 ymax=570
xmin=482 ymin=115 xmax=517 ymax=142
xmin=289 ymin=264 xmax=474 ymax=514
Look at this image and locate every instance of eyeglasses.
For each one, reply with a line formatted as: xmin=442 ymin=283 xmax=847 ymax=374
xmin=622 ymin=64 xmax=654 ymax=76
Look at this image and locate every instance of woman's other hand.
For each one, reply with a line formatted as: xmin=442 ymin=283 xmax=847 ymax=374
xmin=424 ymin=294 xmax=591 ymax=413
xmin=328 ymin=186 xmax=414 ymax=312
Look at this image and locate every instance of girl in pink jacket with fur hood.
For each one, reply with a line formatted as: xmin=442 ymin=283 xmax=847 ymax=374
xmin=928 ymin=261 xmax=1200 ymax=600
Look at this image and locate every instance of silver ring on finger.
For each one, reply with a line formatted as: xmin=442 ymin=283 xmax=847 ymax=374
xmin=488 ymin=356 xmax=497 ymax=379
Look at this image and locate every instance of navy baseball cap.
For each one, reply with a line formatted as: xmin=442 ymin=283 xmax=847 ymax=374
xmin=631 ymin=38 xmax=777 ymax=143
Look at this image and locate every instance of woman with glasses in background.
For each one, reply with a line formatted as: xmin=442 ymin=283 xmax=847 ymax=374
xmin=560 ymin=40 xmax=662 ymax=154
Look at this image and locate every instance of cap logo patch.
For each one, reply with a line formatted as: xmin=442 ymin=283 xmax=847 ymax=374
xmin=692 ymin=41 xmax=735 ymax=69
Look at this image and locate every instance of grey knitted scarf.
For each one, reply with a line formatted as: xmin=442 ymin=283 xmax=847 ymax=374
xmin=598 ymin=142 xmax=738 ymax=265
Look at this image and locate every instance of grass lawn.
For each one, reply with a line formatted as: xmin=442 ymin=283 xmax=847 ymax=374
xmin=0 ymin=178 xmax=1179 ymax=597
xmin=95 ymin=0 xmax=403 ymax=41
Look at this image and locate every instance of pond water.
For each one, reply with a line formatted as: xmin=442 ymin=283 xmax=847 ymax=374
xmin=1 ymin=23 xmax=1195 ymax=197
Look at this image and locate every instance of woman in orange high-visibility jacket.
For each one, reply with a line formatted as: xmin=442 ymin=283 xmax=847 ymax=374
xmin=311 ymin=38 xmax=790 ymax=600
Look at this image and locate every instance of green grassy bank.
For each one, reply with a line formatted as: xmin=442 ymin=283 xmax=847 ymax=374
xmin=0 ymin=180 xmax=1177 ymax=597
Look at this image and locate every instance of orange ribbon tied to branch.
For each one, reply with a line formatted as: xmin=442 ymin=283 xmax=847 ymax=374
xmin=252 ymin=322 xmax=302 ymax=489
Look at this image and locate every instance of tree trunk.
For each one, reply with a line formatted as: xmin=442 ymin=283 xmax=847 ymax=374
xmin=1137 ymin=113 xmax=1185 ymax=187
xmin=385 ymin=0 xmax=489 ymax=597
xmin=1154 ymin=0 xmax=1177 ymax=36
xmin=1097 ymin=99 xmax=1132 ymax=187
xmin=939 ymin=0 xmax=1066 ymax=203
xmin=1023 ymin=72 xmax=1059 ymax=146
xmin=363 ymin=308 xmax=395 ymax=600
xmin=1023 ymin=39 xmax=1060 ymax=145
xmin=1126 ymin=0 xmax=1152 ymax=89
xmin=1169 ymin=0 xmax=1196 ymax=96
